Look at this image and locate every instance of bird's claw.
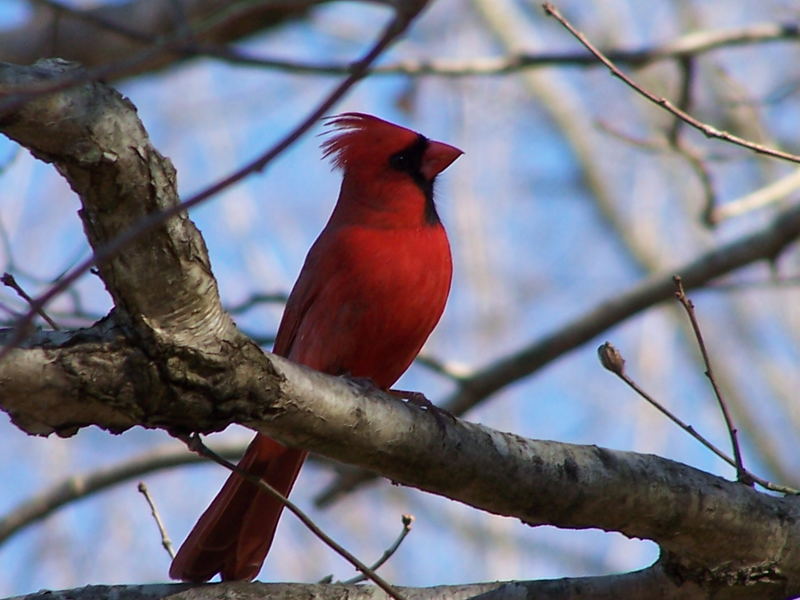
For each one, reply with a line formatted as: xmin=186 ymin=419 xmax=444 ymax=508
xmin=341 ymin=376 xmax=454 ymax=432
xmin=343 ymin=374 xmax=378 ymax=393
xmin=390 ymin=389 xmax=455 ymax=432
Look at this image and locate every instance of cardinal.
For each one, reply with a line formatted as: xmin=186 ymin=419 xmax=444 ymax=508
xmin=169 ymin=113 xmax=462 ymax=582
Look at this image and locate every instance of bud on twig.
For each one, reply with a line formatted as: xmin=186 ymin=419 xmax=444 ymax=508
xmin=598 ymin=342 xmax=626 ymax=376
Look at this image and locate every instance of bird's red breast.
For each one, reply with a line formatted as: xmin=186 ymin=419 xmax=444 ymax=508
xmin=276 ymin=113 xmax=462 ymax=385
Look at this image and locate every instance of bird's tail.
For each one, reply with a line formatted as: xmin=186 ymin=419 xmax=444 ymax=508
xmin=169 ymin=434 xmax=307 ymax=582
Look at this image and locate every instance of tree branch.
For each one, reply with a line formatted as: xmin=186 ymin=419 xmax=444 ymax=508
xmin=2 ymin=323 xmax=799 ymax=595
xmin=0 ymin=58 xmax=236 ymax=348
xmin=187 ymin=21 xmax=800 ymax=77
xmin=0 ymin=440 xmax=245 ymax=546
xmin=0 ymin=0 xmax=339 ymax=81
xmin=0 ymin=564 xmax=750 ymax=600
xmin=5 ymin=2 xmax=799 ymax=83
xmin=316 ymin=197 xmax=800 ymax=504
xmin=543 ymin=3 xmax=800 ymax=165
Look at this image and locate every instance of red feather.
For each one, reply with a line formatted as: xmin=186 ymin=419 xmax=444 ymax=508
xmin=169 ymin=113 xmax=461 ymax=582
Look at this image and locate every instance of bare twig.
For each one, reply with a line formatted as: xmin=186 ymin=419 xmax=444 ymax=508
xmin=597 ymin=341 xmax=734 ymax=463
xmin=0 ymin=441 xmax=245 ymax=546
xmin=0 ymin=301 xmax=18 ymax=318
xmin=597 ymin=342 xmax=796 ymax=495
xmin=226 ymin=292 xmax=288 ymax=315
xmin=28 ymin=0 xmax=154 ymax=43
xmin=683 ymin=145 xmax=718 ymax=227
xmin=137 ymin=481 xmax=175 ymax=559
xmin=0 ymin=146 xmax=20 ymax=176
xmin=667 ymin=56 xmax=695 ymax=145
xmin=10 ymin=1 xmax=800 ymax=80
xmin=341 ymin=514 xmax=415 ymax=585
xmin=542 ymin=3 xmax=800 ymax=165
xmin=1 ymin=272 xmax=59 ymax=330
xmin=702 ymin=275 xmax=800 ymax=291
xmin=414 ymin=354 xmax=471 ymax=381
xmin=672 ymin=276 xmax=749 ymax=485
xmin=178 ymin=23 xmax=800 ymax=77
xmin=594 ymin=119 xmax=668 ymax=151
xmin=0 ymin=2 xmax=427 ymax=363
xmin=711 ymin=170 xmax=800 ymax=224
xmin=24 ymin=2 xmax=800 ymax=83
xmin=182 ymin=434 xmax=408 ymax=600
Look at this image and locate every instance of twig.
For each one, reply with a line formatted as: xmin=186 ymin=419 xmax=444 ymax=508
xmin=241 ymin=333 xmax=277 ymax=348
xmin=15 ymin=1 xmax=800 ymax=78
xmin=137 ymin=481 xmax=175 ymax=559
xmin=659 ymin=49 xmax=718 ymax=224
xmin=181 ymin=434 xmax=408 ymax=600
xmin=0 ymin=146 xmax=20 ymax=176
xmin=597 ymin=343 xmax=736 ymax=464
xmin=0 ymin=301 xmax=18 ymax=318
xmin=672 ymin=276 xmax=750 ymax=485
xmin=226 ymin=292 xmax=288 ymax=315
xmin=28 ymin=0 xmax=154 ymax=43
xmin=676 ymin=142 xmax=718 ymax=227
xmin=597 ymin=342 xmax=796 ymax=495
xmin=179 ymin=20 xmax=800 ymax=76
xmin=414 ymin=354 xmax=471 ymax=381
xmin=1 ymin=272 xmax=60 ymax=330
xmin=0 ymin=441 xmax=246 ymax=546
xmin=542 ymin=3 xmax=800 ymax=165
xmin=702 ymin=275 xmax=800 ymax=291
xmin=667 ymin=56 xmax=695 ymax=145
xmin=594 ymin=119 xmax=669 ymax=152
xmin=711 ymin=170 xmax=800 ymax=224
xmin=0 ymin=2 xmax=427 ymax=363
xmin=341 ymin=514 xmax=414 ymax=585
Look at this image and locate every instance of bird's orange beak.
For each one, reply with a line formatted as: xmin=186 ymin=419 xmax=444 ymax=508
xmin=421 ymin=140 xmax=463 ymax=180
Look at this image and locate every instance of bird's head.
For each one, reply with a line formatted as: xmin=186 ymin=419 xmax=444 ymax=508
xmin=321 ymin=113 xmax=462 ymax=226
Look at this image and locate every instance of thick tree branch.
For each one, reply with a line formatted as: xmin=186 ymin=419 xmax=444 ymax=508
xmin=0 ymin=566 xmax=739 ymax=600
xmin=2 ymin=323 xmax=799 ymax=598
xmin=0 ymin=0 xmax=339 ymax=81
xmin=0 ymin=58 xmax=236 ymax=348
xmin=316 ymin=198 xmax=800 ymax=504
xmin=2 ymin=581 xmax=505 ymax=600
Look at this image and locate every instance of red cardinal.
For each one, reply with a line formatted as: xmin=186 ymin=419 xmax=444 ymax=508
xmin=169 ymin=113 xmax=462 ymax=582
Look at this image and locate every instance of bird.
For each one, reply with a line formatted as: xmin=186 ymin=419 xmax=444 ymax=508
xmin=169 ymin=112 xmax=462 ymax=582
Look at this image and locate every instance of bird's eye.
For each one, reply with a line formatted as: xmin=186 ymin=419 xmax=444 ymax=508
xmin=389 ymin=135 xmax=428 ymax=174
xmin=390 ymin=151 xmax=409 ymax=170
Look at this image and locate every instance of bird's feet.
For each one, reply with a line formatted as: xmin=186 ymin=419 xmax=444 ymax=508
xmin=340 ymin=375 xmax=454 ymax=432
xmin=390 ymin=388 xmax=455 ymax=432
xmin=343 ymin=374 xmax=379 ymax=394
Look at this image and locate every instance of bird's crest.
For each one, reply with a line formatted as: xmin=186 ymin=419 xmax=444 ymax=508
xmin=321 ymin=112 xmax=419 ymax=170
